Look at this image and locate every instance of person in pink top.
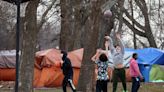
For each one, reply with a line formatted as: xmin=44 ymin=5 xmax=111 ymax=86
xmin=130 ymin=53 xmax=143 ymax=92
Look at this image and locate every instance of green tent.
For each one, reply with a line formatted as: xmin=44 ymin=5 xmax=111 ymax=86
xmin=150 ymin=64 xmax=164 ymax=82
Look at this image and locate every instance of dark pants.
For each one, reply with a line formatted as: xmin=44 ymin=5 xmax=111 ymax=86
xmin=62 ymin=77 xmax=76 ymax=92
xmin=112 ymin=68 xmax=127 ymax=92
xmin=96 ymin=80 xmax=108 ymax=92
xmin=131 ymin=77 xmax=140 ymax=92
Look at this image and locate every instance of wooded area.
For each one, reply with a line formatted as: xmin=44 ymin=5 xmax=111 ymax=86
xmin=0 ymin=0 xmax=164 ymax=92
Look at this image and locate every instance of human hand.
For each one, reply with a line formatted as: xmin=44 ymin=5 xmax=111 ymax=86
xmin=116 ymin=33 xmax=121 ymax=39
xmin=140 ymin=76 xmax=144 ymax=80
xmin=104 ymin=36 xmax=110 ymax=40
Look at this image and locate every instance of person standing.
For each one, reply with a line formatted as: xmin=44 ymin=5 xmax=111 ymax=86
xmin=105 ymin=33 xmax=127 ymax=92
xmin=61 ymin=51 xmax=76 ymax=92
xmin=130 ymin=53 xmax=143 ymax=92
xmin=92 ymin=53 xmax=111 ymax=92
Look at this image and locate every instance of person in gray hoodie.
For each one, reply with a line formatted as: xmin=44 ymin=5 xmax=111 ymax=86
xmin=104 ymin=33 xmax=127 ymax=92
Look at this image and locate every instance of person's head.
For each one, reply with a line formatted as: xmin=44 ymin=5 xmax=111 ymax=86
xmin=132 ymin=53 xmax=138 ymax=60
xmin=99 ymin=53 xmax=108 ymax=62
xmin=61 ymin=50 xmax=67 ymax=61
xmin=115 ymin=44 xmax=121 ymax=53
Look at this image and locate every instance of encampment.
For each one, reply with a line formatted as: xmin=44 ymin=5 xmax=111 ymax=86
xmin=126 ymin=48 xmax=164 ymax=82
xmin=0 ymin=48 xmax=132 ymax=87
xmin=0 ymin=48 xmax=164 ymax=87
xmin=0 ymin=48 xmax=83 ymax=87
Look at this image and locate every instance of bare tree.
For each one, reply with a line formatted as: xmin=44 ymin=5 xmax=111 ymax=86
xmin=18 ymin=0 xmax=61 ymax=91
xmin=60 ymin=0 xmax=118 ymax=91
xmin=0 ymin=1 xmax=16 ymax=50
xmin=113 ymin=0 xmax=157 ymax=48
xmin=76 ymin=1 xmax=104 ymax=91
xmin=18 ymin=0 xmax=40 ymax=91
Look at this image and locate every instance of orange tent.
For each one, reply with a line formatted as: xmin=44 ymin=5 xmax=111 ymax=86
xmin=0 ymin=48 xmax=131 ymax=88
xmin=33 ymin=48 xmax=83 ymax=87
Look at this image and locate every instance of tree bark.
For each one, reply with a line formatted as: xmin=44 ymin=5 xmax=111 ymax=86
xmin=77 ymin=1 xmax=102 ymax=91
xmin=60 ymin=0 xmax=76 ymax=51
xmin=60 ymin=0 xmax=116 ymax=91
xmin=135 ymin=0 xmax=157 ymax=47
xmin=117 ymin=0 xmax=124 ymax=33
xmin=18 ymin=0 xmax=40 ymax=92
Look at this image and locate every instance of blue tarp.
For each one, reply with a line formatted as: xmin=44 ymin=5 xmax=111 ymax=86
xmin=125 ymin=48 xmax=164 ymax=65
xmin=125 ymin=48 xmax=164 ymax=82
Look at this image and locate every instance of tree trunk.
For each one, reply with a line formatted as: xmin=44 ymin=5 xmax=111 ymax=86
xmin=77 ymin=1 xmax=104 ymax=92
xmin=138 ymin=0 xmax=157 ymax=47
xmin=60 ymin=0 xmax=77 ymax=51
xmin=78 ymin=0 xmax=113 ymax=92
xmin=60 ymin=0 xmax=114 ymax=51
xmin=60 ymin=0 xmax=116 ymax=91
xmin=130 ymin=0 xmax=137 ymax=49
xmin=18 ymin=0 xmax=40 ymax=92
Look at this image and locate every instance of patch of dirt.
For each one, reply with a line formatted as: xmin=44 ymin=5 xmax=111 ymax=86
xmin=0 ymin=81 xmax=15 ymax=88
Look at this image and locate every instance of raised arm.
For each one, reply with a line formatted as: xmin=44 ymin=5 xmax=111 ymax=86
xmin=116 ymin=34 xmax=125 ymax=55
xmin=91 ymin=49 xmax=101 ymax=62
xmin=104 ymin=36 xmax=115 ymax=54
xmin=118 ymin=39 xmax=125 ymax=55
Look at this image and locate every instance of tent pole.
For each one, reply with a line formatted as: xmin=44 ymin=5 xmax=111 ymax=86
xmin=15 ymin=0 xmax=21 ymax=92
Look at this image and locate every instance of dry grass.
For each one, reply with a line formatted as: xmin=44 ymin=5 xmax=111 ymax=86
xmin=0 ymin=82 xmax=164 ymax=92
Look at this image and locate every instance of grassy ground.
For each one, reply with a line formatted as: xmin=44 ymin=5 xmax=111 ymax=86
xmin=0 ymin=82 xmax=164 ymax=92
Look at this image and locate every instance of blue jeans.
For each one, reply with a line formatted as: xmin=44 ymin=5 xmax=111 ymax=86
xmin=131 ymin=77 xmax=140 ymax=92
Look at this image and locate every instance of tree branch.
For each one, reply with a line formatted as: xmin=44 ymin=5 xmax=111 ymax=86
xmin=123 ymin=7 xmax=145 ymax=30
xmin=134 ymin=0 xmax=150 ymax=26
xmin=113 ymin=7 xmax=146 ymax=37
xmin=38 ymin=0 xmax=57 ymax=30
xmin=122 ymin=18 xmax=146 ymax=37
xmin=127 ymin=31 xmax=148 ymax=48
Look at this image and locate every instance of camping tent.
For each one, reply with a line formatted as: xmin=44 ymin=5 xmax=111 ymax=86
xmin=150 ymin=64 xmax=164 ymax=82
xmin=0 ymin=48 xmax=163 ymax=87
xmin=125 ymin=48 xmax=164 ymax=82
xmin=0 ymin=48 xmax=132 ymax=87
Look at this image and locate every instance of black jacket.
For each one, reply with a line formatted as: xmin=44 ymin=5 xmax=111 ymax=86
xmin=61 ymin=52 xmax=73 ymax=79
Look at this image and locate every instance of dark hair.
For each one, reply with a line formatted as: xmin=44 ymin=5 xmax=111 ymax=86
xmin=61 ymin=50 xmax=67 ymax=54
xmin=114 ymin=44 xmax=119 ymax=48
xmin=99 ymin=53 xmax=108 ymax=62
xmin=105 ymin=33 xmax=108 ymax=36
xmin=132 ymin=53 xmax=137 ymax=58
xmin=61 ymin=50 xmax=67 ymax=61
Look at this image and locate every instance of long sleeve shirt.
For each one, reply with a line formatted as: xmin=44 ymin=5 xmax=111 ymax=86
xmin=108 ymin=37 xmax=125 ymax=67
xmin=129 ymin=58 xmax=142 ymax=77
